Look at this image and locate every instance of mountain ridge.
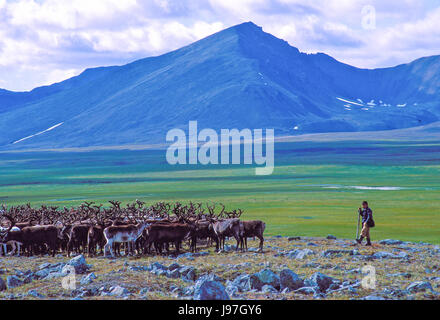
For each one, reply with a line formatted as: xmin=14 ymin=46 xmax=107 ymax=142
xmin=0 ymin=21 xmax=439 ymax=150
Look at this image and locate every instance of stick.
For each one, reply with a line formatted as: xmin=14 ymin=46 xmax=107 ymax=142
xmin=356 ymin=209 xmax=361 ymax=240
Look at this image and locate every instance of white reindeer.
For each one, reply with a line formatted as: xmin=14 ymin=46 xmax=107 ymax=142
xmin=103 ymin=222 xmax=149 ymax=257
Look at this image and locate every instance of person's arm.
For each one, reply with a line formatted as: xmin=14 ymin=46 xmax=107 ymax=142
xmin=365 ymin=209 xmax=372 ymax=223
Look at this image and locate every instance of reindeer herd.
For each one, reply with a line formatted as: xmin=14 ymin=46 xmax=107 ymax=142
xmin=0 ymin=201 xmax=265 ymax=258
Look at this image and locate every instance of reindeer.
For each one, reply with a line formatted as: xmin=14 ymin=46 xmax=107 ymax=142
xmin=240 ymin=220 xmax=266 ymax=252
xmin=103 ymin=221 xmax=150 ymax=257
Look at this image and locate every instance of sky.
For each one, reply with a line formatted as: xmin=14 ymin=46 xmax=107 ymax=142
xmin=0 ymin=0 xmax=439 ymax=91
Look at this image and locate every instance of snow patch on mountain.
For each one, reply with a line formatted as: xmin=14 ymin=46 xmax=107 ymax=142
xmin=13 ymin=122 xmax=64 ymax=144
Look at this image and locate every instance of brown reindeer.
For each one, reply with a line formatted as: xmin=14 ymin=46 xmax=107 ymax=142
xmin=240 ymin=220 xmax=266 ymax=252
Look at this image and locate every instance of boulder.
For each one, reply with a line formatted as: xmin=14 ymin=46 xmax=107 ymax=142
xmin=249 ymin=269 xmax=280 ymax=290
xmin=225 ymin=284 xmax=240 ymax=297
xmin=372 ymin=251 xmax=408 ymax=259
xmin=321 ymin=249 xmax=353 ymax=258
xmin=80 ymin=273 xmax=97 ymax=285
xmin=168 ymin=263 xmax=181 ymax=271
xmin=0 ymin=277 xmax=6 ymax=291
xmin=306 ymin=272 xmax=336 ymax=292
xmin=261 ymin=285 xmax=278 ymax=293
xmin=295 ymin=287 xmax=319 ymax=295
xmin=230 ymin=274 xmax=251 ymax=292
xmin=108 ymin=286 xmax=130 ymax=297
xmin=193 ymin=279 xmax=229 ymax=300
xmin=179 ymin=266 xmax=196 ymax=281
xmin=167 ymin=269 xmax=181 ymax=279
xmin=406 ymin=281 xmax=433 ymax=293
xmin=287 ymin=249 xmax=315 ymax=260
xmin=379 ymin=239 xmax=403 ymax=245
xmin=6 ymin=275 xmax=24 ymax=289
xmin=361 ymin=295 xmax=385 ymax=300
xmin=67 ymin=255 xmax=89 ymax=274
xmin=280 ymin=269 xmax=304 ymax=290
xmin=149 ymin=262 xmax=167 ymax=272
xmin=27 ymin=290 xmax=45 ymax=299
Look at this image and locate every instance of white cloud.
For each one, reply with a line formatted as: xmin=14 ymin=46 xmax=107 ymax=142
xmin=0 ymin=0 xmax=439 ymax=91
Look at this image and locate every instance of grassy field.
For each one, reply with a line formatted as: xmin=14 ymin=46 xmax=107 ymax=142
xmin=0 ymin=140 xmax=439 ymax=243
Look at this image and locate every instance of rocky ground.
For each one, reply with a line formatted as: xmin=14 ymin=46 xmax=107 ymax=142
xmin=0 ymin=236 xmax=439 ymax=300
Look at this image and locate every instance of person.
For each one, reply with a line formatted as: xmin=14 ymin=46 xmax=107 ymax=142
xmin=357 ymin=201 xmax=373 ymax=246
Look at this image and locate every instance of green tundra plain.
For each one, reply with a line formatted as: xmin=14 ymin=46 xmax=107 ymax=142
xmin=0 ymin=140 xmax=439 ymax=243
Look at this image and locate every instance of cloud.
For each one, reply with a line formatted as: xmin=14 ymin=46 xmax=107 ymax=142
xmin=0 ymin=0 xmax=439 ymax=91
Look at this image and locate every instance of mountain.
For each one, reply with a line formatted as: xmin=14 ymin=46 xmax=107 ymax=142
xmin=0 ymin=22 xmax=439 ymax=150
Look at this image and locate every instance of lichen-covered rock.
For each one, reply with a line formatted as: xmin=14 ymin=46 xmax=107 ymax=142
xmin=80 ymin=272 xmax=97 ymax=285
xmin=379 ymin=239 xmax=403 ymax=245
xmin=230 ymin=274 xmax=251 ymax=292
xmin=287 ymin=249 xmax=315 ymax=260
xmin=0 ymin=277 xmax=6 ymax=291
xmin=280 ymin=269 xmax=304 ymax=290
xmin=249 ymin=269 xmax=280 ymax=290
xmin=306 ymin=272 xmax=336 ymax=292
xmin=193 ymin=279 xmax=229 ymax=300
xmin=67 ymin=255 xmax=90 ymax=274
xmin=7 ymin=275 xmax=24 ymax=289
xmin=406 ymin=281 xmax=433 ymax=293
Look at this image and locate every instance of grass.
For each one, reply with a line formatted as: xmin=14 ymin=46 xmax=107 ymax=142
xmin=0 ymin=140 xmax=439 ymax=243
xmin=1 ymin=237 xmax=438 ymax=300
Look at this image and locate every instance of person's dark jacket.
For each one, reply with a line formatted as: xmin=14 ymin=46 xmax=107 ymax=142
xmin=360 ymin=208 xmax=373 ymax=225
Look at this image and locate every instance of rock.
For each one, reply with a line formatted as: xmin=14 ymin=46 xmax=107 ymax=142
xmin=198 ymin=273 xmax=224 ymax=282
xmin=73 ymin=287 xmax=98 ymax=298
xmin=230 ymin=274 xmax=251 ymax=292
xmin=387 ymin=272 xmax=411 ymax=279
xmin=193 ymin=279 xmax=229 ymax=300
xmin=372 ymin=251 xmax=408 ymax=259
xmin=261 ymin=285 xmax=278 ymax=293
xmin=27 ymin=290 xmax=45 ymax=298
xmin=168 ymin=263 xmax=181 ymax=271
xmin=6 ymin=275 xmax=24 ymax=289
xmin=295 ymin=287 xmax=319 ymax=295
xmin=80 ymin=273 xmax=97 ymax=285
xmin=38 ymin=263 xmax=52 ymax=270
xmin=379 ymin=239 xmax=403 ymax=245
xmin=249 ymin=269 xmax=281 ymax=290
xmin=167 ymin=269 xmax=181 ymax=279
xmin=183 ymin=286 xmax=195 ymax=296
xmin=306 ymin=272 xmax=336 ymax=292
xmin=327 ymin=235 xmax=337 ymax=240
xmin=139 ymin=287 xmax=149 ymax=295
xmin=321 ymin=249 xmax=353 ymax=258
xmin=34 ymin=262 xmax=66 ymax=279
xmin=287 ymin=249 xmax=315 ymax=260
xmin=225 ymin=284 xmax=240 ymax=297
xmin=361 ymin=295 xmax=385 ymax=300
xmin=288 ymin=237 xmax=301 ymax=241
xmin=281 ymin=287 xmax=291 ymax=294
xmin=149 ymin=262 xmax=167 ymax=272
xmin=406 ymin=281 xmax=433 ymax=293
xmin=280 ymin=269 xmax=304 ymax=290
xmin=179 ymin=266 xmax=196 ymax=281
xmin=67 ymin=255 xmax=90 ymax=274
xmin=0 ymin=277 xmax=6 ymax=291
xmin=109 ymin=286 xmax=130 ymax=297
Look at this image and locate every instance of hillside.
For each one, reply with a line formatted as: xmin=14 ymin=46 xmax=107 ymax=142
xmin=0 ymin=22 xmax=439 ymax=150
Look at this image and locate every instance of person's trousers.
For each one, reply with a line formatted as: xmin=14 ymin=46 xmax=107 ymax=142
xmin=361 ymin=222 xmax=370 ymax=238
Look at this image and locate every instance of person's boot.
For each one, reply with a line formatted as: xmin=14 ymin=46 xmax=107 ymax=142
xmin=356 ymin=236 xmax=364 ymax=244
xmin=365 ymin=238 xmax=372 ymax=246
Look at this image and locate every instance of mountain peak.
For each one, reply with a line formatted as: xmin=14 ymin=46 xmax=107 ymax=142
xmin=230 ymin=21 xmax=263 ymax=31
